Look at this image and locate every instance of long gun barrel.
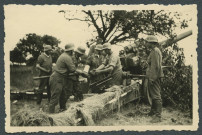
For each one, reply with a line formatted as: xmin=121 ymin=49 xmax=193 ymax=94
xmin=159 ymin=30 xmax=192 ymax=46
xmin=124 ymin=30 xmax=193 ymax=52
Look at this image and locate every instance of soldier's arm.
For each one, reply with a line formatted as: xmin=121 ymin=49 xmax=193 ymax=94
xmin=96 ymin=57 xmax=108 ymax=70
xmin=97 ymin=66 xmax=114 ymax=74
xmin=96 ymin=55 xmax=117 ymax=74
xmin=96 ymin=64 xmax=105 ymax=70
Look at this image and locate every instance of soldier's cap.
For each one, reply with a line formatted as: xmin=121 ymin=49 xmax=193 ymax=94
xmin=103 ymin=43 xmax=111 ymax=50
xmin=64 ymin=43 xmax=75 ymax=52
xmin=44 ymin=45 xmax=52 ymax=51
xmin=75 ymin=46 xmax=86 ymax=55
xmin=145 ymin=35 xmax=158 ymax=43
xmin=95 ymin=44 xmax=103 ymax=50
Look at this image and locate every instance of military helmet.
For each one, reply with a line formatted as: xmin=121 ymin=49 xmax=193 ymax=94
xmin=44 ymin=45 xmax=52 ymax=51
xmin=75 ymin=46 xmax=86 ymax=55
xmin=95 ymin=44 xmax=103 ymax=50
xmin=145 ymin=35 xmax=158 ymax=43
xmin=103 ymin=43 xmax=111 ymax=50
xmin=64 ymin=43 xmax=75 ymax=52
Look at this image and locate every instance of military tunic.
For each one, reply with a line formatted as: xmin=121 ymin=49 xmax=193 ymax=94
xmin=146 ymin=47 xmax=164 ymax=100
xmin=103 ymin=52 xmax=123 ymax=86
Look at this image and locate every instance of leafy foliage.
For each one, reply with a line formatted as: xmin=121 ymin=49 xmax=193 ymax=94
xmin=11 ymin=33 xmax=61 ymax=65
xmin=10 ymin=47 xmax=26 ymax=64
xmin=60 ymin=10 xmax=188 ymax=45
xmin=161 ymin=43 xmax=192 ymax=112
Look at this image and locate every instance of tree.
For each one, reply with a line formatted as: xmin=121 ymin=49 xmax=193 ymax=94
xmin=59 ymin=10 xmax=189 ymax=45
xmin=10 ymin=47 xmax=26 ymax=64
xmin=14 ymin=33 xmax=61 ymax=65
xmin=42 ymin=35 xmax=61 ymax=47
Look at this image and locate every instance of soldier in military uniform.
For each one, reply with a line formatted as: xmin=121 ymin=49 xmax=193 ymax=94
xmin=95 ymin=43 xmax=123 ymax=86
xmin=87 ymin=45 xmax=105 ymax=80
xmin=48 ymin=43 xmax=76 ymax=113
xmin=36 ymin=45 xmax=52 ymax=105
xmin=71 ymin=46 xmax=86 ymax=101
xmin=145 ymin=35 xmax=164 ymax=123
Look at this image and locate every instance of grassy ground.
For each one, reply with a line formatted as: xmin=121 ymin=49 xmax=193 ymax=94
xmin=96 ymin=103 xmax=192 ymax=126
xmin=11 ymin=99 xmax=192 ymax=126
xmin=10 ymin=65 xmax=39 ymax=90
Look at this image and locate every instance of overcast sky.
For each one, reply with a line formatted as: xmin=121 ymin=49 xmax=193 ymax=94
xmin=4 ymin=5 xmax=197 ymax=65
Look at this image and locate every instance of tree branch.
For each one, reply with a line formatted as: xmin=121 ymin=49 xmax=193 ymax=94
xmin=99 ymin=10 xmax=107 ymax=32
xmin=83 ymin=10 xmax=103 ymax=39
xmin=110 ymin=31 xmax=127 ymax=44
xmin=104 ymin=17 xmax=117 ymax=40
xmin=112 ymin=35 xmax=131 ymax=44
xmin=107 ymin=24 xmax=121 ymax=42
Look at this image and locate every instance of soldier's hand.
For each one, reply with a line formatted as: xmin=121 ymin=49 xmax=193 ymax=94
xmin=46 ymin=69 xmax=51 ymax=73
xmin=81 ymin=72 xmax=89 ymax=78
xmin=89 ymin=70 xmax=96 ymax=76
xmin=95 ymin=70 xmax=101 ymax=75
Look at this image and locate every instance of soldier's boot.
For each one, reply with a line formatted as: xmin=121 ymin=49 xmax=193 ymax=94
xmin=78 ymin=92 xmax=83 ymax=101
xmin=48 ymin=105 xmax=55 ymax=114
xmin=47 ymin=89 xmax=51 ymax=103
xmin=148 ymin=100 xmax=156 ymax=116
xmin=36 ymin=92 xmax=43 ymax=105
xmin=59 ymin=95 xmax=68 ymax=112
xmin=150 ymin=100 xmax=162 ymax=123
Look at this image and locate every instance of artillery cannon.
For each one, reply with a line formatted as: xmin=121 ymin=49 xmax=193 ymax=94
xmin=119 ymin=30 xmax=193 ymax=74
xmin=119 ymin=30 xmax=193 ymax=105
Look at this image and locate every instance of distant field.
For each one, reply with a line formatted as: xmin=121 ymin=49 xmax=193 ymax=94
xmin=10 ymin=65 xmax=40 ymax=91
xmin=10 ymin=65 xmax=89 ymax=93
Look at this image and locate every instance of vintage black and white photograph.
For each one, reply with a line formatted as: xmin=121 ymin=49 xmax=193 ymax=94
xmin=4 ymin=4 xmax=198 ymax=132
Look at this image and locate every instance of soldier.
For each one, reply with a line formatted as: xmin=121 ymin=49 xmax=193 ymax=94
xmin=87 ymin=44 xmax=105 ymax=80
xmin=48 ymin=43 xmax=76 ymax=113
xmin=145 ymin=35 xmax=164 ymax=123
xmin=36 ymin=45 xmax=52 ymax=105
xmin=95 ymin=43 xmax=123 ymax=86
xmin=87 ymin=38 xmax=103 ymax=57
xmin=85 ymin=44 xmax=106 ymax=93
xmin=71 ymin=46 xmax=86 ymax=101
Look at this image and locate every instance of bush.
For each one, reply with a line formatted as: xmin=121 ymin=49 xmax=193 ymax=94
xmin=162 ymin=66 xmax=192 ymax=111
xmin=161 ymin=43 xmax=192 ymax=112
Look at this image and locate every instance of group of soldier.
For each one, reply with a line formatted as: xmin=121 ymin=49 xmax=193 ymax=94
xmin=36 ymin=35 xmax=163 ymax=123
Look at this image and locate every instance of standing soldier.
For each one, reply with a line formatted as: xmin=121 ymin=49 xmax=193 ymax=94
xmin=145 ymin=35 xmax=164 ymax=123
xmin=95 ymin=43 xmax=123 ymax=86
xmin=36 ymin=45 xmax=52 ymax=105
xmin=48 ymin=43 xmax=76 ymax=113
xmin=71 ymin=46 xmax=86 ymax=101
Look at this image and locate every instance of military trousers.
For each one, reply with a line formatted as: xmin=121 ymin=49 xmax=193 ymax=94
xmin=148 ymin=78 xmax=162 ymax=117
xmin=36 ymin=77 xmax=51 ymax=105
xmin=111 ymin=69 xmax=123 ymax=86
xmin=48 ymin=72 xmax=73 ymax=113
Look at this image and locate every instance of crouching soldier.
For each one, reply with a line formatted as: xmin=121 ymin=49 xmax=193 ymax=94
xmin=48 ymin=43 xmax=76 ymax=113
xmin=145 ymin=35 xmax=164 ymax=123
xmin=36 ymin=45 xmax=52 ymax=105
xmin=71 ymin=46 xmax=86 ymax=101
